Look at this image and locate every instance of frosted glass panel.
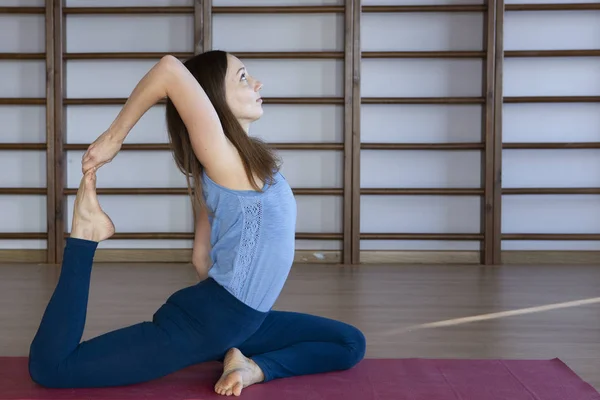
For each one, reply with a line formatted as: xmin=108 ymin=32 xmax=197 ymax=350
xmin=66 ymin=60 xmax=157 ymax=99
xmin=361 ymin=104 xmax=482 ymax=143
xmin=361 ymin=196 xmax=481 ymax=233
xmin=214 ymin=14 xmax=343 ymax=52
xmin=363 ymin=0 xmax=482 ymax=4
xmin=503 ymin=149 xmax=600 ymax=188
xmin=213 ymin=0 xmax=341 ymax=4
xmin=505 ymin=11 xmax=600 ymax=50
xmin=361 ymin=150 xmax=481 ymax=188
xmin=361 ymin=240 xmax=479 ymax=251
xmin=502 ymin=195 xmax=600 ymax=234
xmin=0 ymin=196 xmax=46 ymax=233
xmin=0 ymin=151 xmax=45 ymax=187
xmin=0 ymin=15 xmax=44 ymax=52
xmin=0 ymin=61 xmax=45 ymax=98
xmin=66 ymin=0 xmax=192 ymax=5
xmin=1 ymin=106 xmax=46 ymax=143
xmin=504 ymin=58 xmax=600 ymax=97
xmin=277 ymin=150 xmax=343 ymax=188
xmin=66 ymin=106 xmax=169 ymax=144
xmin=502 ymin=241 xmax=600 ymax=251
xmin=251 ymin=105 xmax=343 ymax=143
xmin=66 ymin=15 xmax=193 ymax=53
xmin=503 ymin=103 xmax=600 ymax=143
xmin=362 ymin=12 xmax=484 ymax=51
xmin=361 ymin=59 xmax=483 ymax=98
xmin=296 ymin=196 xmax=341 ymax=233
xmin=0 ymin=240 xmax=46 ymax=249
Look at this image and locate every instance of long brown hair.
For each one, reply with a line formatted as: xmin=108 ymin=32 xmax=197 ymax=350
xmin=165 ymin=50 xmax=280 ymax=218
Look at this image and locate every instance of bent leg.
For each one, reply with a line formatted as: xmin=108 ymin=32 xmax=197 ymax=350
xmin=28 ymin=239 xmax=205 ymax=389
xmin=237 ymin=311 xmax=366 ymax=382
xmin=29 ymin=172 xmax=213 ymax=388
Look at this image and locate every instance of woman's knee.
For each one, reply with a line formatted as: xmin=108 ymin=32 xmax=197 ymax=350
xmin=342 ymin=324 xmax=366 ymax=368
xmin=29 ymin=359 xmax=62 ymax=388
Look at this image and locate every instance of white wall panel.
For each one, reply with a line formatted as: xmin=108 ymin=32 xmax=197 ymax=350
xmin=0 ymin=61 xmax=45 ymax=98
xmin=66 ymin=151 xmax=187 ymax=189
xmin=241 ymin=59 xmax=343 ymax=97
xmin=65 ymin=60 xmax=157 ymax=99
xmin=361 ymin=150 xmax=481 ymax=188
xmin=213 ymin=0 xmax=341 ymax=5
xmin=363 ymin=0 xmax=482 ymax=4
xmin=277 ymin=150 xmax=343 ymax=188
xmin=66 ymin=15 xmax=193 ymax=53
xmin=505 ymin=11 xmax=600 ymax=50
xmin=362 ymin=13 xmax=483 ymax=51
xmin=506 ymin=0 xmax=598 ymax=3
xmin=361 ymin=104 xmax=482 ymax=143
xmin=502 ymin=241 xmax=600 ymax=251
xmin=0 ymin=196 xmax=45 ymax=233
xmin=0 ymin=15 xmax=44 ymax=53
xmin=502 ymin=195 xmax=600 ymax=233
xmin=251 ymin=104 xmax=343 ymax=143
xmin=361 ymin=59 xmax=483 ymax=98
xmin=0 ymin=151 xmax=45 ymax=187
xmin=214 ymin=14 xmax=343 ymax=52
xmin=0 ymin=240 xmax=46 ymax=249
xmin=503 ymin=103 xmax=600 ymax=143
xmin=296 ymin=196 xmax=341 ymax=233
xmin=2 ymin=105 xmax=45 ymax=143
xmin=502 ymin=150 xmax=600 ymax=188
xmin=66 ymin=0 xmax=192 ymax=5
xmin=504 ymin=58 xmax=600 ymax=97
xmin=294 ymin=240 xmax=341 ymax=251
xmin=66 ymin=105 xmax=169 ymax=144
xmin=361 ymin=240 xmax=479 ymax=251
xmin=0 ymin=0 xmax=44 ymax=5
xmin=360 ymin=196 xmax=481 ymax=233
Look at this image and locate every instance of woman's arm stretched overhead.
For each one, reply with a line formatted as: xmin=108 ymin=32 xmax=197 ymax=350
xmin=82 ymin=55 xmax=229 ymax=173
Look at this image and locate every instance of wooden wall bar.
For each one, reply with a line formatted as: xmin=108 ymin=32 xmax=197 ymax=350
xmin=1 ymin=2 xmax=599 ymax=264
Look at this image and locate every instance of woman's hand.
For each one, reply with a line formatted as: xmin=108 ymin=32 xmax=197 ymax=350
xmin=82 ymin=130 xmax=123 ymax=173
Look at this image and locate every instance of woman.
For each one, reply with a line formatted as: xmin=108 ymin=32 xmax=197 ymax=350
xmin=28 ymin=50 xmax=366 ymax=397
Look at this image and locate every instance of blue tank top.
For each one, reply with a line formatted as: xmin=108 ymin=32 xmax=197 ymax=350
xmin=201 ymin=169 xmax=297 ymax=312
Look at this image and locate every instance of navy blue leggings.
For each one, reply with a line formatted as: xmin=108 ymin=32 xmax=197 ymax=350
xmin=28 ymin=238 xmax=366 ymax=389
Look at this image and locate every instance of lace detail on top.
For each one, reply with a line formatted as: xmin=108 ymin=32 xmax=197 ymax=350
xmin=231 ymin=197 xmax=263 ymax=297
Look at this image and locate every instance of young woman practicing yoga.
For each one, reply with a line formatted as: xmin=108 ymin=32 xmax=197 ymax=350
xmin=28 ymin=50 xmax=366 ymax=396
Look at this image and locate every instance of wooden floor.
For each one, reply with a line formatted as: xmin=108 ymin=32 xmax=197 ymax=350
xmin=1 ymin=262 xmax=599 ymax=390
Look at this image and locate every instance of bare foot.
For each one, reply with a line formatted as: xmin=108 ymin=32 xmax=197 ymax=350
xmin=214 ymin=348 xmax=264 ymax=397
xmin=70 ymin=169 xmax=115 ymax=242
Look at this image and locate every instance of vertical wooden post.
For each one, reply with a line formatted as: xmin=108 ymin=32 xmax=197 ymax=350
xmin=493 ymin=0 xmax=505 ymax=264
xmin=53 ymin=0 xmax=65 ymax=264
xmin=482 ymin=0 xmax=497 ymax=265
xmin=195 ymin=0 xmax=212 ymax=54
xmin=45 ymin=0 xmax=56 ymax=263
xmin=343 ymin=0 xmax=354 ymax=264
xmin=350 ymin=0 xmax=361 ymax=264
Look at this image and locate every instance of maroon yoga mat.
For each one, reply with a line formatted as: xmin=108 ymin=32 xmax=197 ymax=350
xmin=1 ymin=357 xmax=598 ymax=400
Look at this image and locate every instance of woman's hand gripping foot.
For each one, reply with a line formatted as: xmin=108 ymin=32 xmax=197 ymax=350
xmin=70 ymin=169 xmax=115 ymax=242
xmin=214 ymin=348 xmax=264 ymax=397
